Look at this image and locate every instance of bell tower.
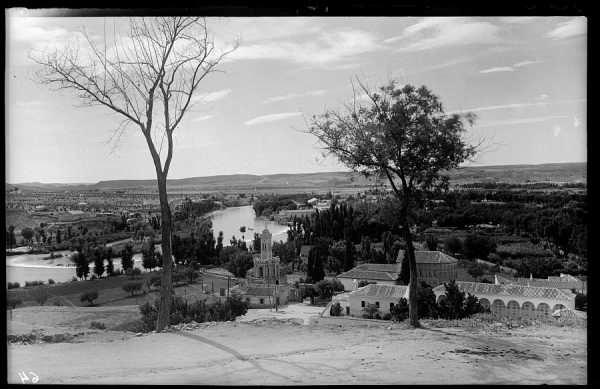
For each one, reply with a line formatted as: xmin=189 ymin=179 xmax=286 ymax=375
xmin=260 ymin=227 xmax=272 ymax=260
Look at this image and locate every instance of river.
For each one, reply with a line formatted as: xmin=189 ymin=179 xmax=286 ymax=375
xmin=5 ymin=205 xmax=290 ymax=286
xmin=206 ymin=205 xmax=290 ymax=246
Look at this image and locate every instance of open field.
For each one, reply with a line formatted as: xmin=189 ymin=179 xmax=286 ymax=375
xmin=6 ymin=304 xmax=587 ymax=385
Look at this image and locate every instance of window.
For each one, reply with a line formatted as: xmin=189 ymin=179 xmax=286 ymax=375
xmin=260 ymin=298 xmax=264 ymax=304
xmin=390 ymin=302 xmax=395 ymax=309
xmin=375 ymin=301 xmax=380 ymax=308
xmin=361 ymin=301 xmax=365 ymax=307
xmin=346 ymin=306 xmax=350 ymax=315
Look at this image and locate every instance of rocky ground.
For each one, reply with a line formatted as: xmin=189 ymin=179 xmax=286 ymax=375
xmin=6 ymin=304 xmax=588 ymax=385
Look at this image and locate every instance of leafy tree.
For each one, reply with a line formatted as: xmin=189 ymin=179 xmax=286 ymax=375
xmin=7 ymin=225 xmax=16 ymax=251
xmin=425 ymin=235 xmax=438 ymax=251
xmin=307 ymin=81 xmax=477 ymax=327
xmin=239 ymin=226 xmax=246 ymax=241
xmin=306 ymin=238 xmax=329 ymax=283
xmin=444 ymin=236 xmax=462 ymax=255
xmin=462 ymin=234 xmax=497 ymax=260
xmin=216 ymin=231 xmax=224 ymax=256
xmin=21 ymin=227 xmax=34 ymax=248
xmin=362 ymin=303 xmax=381 ymax=319
xmin=252 ymin=232 xmax=261 ymax=252
xmin=330 ymin=301 xmax=343 ymax=316
xmin=358 ymin=280 xmax=377 ymax=288
xmin=416 ymin=282 xmax=438 ymax=319
xmin=123 ymin=281 xmax=144 ymax=296
xmin=32 ymin=17 xmax=238 ymax=332
xmin=80 ymin=291 xmax=99 ymax=306
xmin=572 ymin=291 xmax=587 ymax=311
xmin=390 ymin=298 xmax=409 ymax=322
xmin=93 ymin=254 xmax=105 ymax=278
xmin=467 ymin=262 xmax=486 ymax=282
xmin=106 ymin=258 xmax=115 ymax=277
xmin=7 ymin=297 xmax=22 ymax=309
xmin=226 ymin=251 xmax=254 ymax=278
xmin=120 ymin=244 xmax=134 ymax=271
xmin=315 ymin=279 xmax=344 ymax=300
xmin=72 ymin=251 xmax=90 ymax=281
xmin=142 ymin=239 xmax=158 ymax=271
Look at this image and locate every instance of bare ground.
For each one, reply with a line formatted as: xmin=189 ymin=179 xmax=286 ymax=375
xmin=6 ymin=304 xmax=587 ymax=385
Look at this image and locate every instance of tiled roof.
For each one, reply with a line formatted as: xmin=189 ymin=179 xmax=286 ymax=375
xmin=396 ymin=250 xmax=458 ymax=264
xmin=554 ymin=308 xmax=587 ymax=318
xmin=350 ymin=284 xmax=409 ymax=299
xmin=496 ymin=275 xmax=585 ymax=291
xmin=433 ymin=281 xmax=574 ymax=301
xmin=232 ymin=284 xmax=280 ymax=297
xmin=337 ymin=269 xmax=398 ymax=281
xmin=548 ymin=274 xmax=579 ymax=282
xmin=356 ymin=263 xmax=398 ymax=272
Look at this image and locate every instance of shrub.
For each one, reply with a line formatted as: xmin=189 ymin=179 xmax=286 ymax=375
xmin=574 ymin=292 xmax=587 ymax=311
xmin=90 ymin=274 xmax=97 ymax=280
xmin=48 ymin=278 xmax=56 ymax=284
xmin=390 ymin=298 xmax=409 ymax=322
xmin=149 ymin=275 xmax=162 ymax=289
xmin=330 ymin=301 xmax=342 ymax=316
xmin=25 ymin=280 xmax=44 ymax=287
xmin=80 ymin=291 xmax=99 ymax=306
xmin=361 ymin=303 xmax=381 ymax=319
xmin=7 ymin=297 xmax=22 ymax=309
xmin=123 ymin=281 xmax=144 ymax=296
xmin=89 ymin=321 xmax=106 ymax=330
xmin=7 ymin=282 xmax=20 ymax=289
xmin=382 ymin=313 xmax=392 ymax=320
xmin=71 ymin=276 xmax=78 ymax=282
xmin=357 ymin=280 xmax=376 ymax=288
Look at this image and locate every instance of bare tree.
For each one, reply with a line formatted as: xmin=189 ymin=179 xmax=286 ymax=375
xmin=305 ymin=80 xmax=478 ymax=327
xmin=30 ymin=17 xmax=238 ymax=331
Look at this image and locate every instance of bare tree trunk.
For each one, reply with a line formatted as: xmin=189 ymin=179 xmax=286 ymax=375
xmin=156 ymin=176 xmax=173 ymax=331
xmin=400 ymin=205 xmax=420 ymax=328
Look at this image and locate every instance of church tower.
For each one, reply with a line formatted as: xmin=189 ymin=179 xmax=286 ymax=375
xmin=260 ymin=227 xmax=272 ymax=260
xmin=250 ymin=226 xmax=287 ymax=286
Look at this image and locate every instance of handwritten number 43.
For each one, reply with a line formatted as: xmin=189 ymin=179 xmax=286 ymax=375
xmin=18 ymin=371 xmax=39 ymax=384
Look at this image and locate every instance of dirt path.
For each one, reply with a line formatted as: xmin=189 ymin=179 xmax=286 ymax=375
xmin=7 ymin=319 xmax=586 ymax=385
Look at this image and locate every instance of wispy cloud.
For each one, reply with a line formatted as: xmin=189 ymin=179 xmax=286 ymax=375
xmin=553 ymin=124 xmax=563 ymax=137
xmin=480 ymin=66 xmax=514 ymax=74
xmin=190 ymin=89 xmax=232 ymax=104
xmin=474 ymin=115 xmax=569 ymax=128
xmin=388 ymin=17 xmax=501 ymax=52
xmin=447 ymin=98 xmax=585 ymax=115
xmin=545 ymin=17 xmax=587 ymax=40
xmin=189 ymin=115 xmax=213 ymax=123
xmin=230 ymin=29 xmax=381 ymax=65
xmin=243 ymin=112 xmax=301 ymax=126
xmin=513 ymin=60 xmax=541 ymax=68
xmin=266 ymin=89 xmax=328 ymax=103
xmin=480 ymin=60 xmax=541 ymax=74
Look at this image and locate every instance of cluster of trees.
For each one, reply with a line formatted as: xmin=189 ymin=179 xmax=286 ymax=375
xmin=173 ymin=199 xmax=218 ymax=222
xmin=302 ymin=279 xmax=345 ymax=303
xmin=459 ymin=181 xmax=586 ymax=190
xmin=138 ymin=295 xmax=249 ymax=332
xmin=252 ymin=196 xmax=299 ymax=217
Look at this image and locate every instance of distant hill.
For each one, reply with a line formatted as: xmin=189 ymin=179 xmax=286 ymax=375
xmin=7 ymin=162 xmax=586 ymax=192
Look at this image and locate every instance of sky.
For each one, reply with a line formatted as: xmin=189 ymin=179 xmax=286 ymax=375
xmin=5 ymin=12 xmax=587 ymax=183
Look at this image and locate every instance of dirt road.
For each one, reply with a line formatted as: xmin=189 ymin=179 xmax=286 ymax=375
xmin=7 ymin=318 xmax=586 ymax=385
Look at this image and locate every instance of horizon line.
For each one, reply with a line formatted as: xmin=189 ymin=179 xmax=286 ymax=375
xmin=5 ymin=161 xmax=587 ymax=186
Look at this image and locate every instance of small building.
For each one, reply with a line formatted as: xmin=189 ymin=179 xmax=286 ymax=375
xmin=433 ymin=281 xmax=575 ymax=319
xmin=348 ymin=284 xmax=409 ymax=317
xmin=337 ymin=264 xmax=399 ymax=291
xmin=397 ymin=250 xmax=458 ymax=288
xmin=231 ymin=226 xmax=291 ymax=308
xmin=495 ymin=274 xmax=586 ymax=294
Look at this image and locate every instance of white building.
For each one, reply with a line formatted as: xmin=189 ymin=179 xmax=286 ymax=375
xmin=433 ymin=281 xmax=575 ymax=319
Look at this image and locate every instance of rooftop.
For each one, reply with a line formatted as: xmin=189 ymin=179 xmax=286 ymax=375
xmin=350 ymin=284 xmax=409 ymax=299
xmin=396 ymin=250 xmax=458 ymax=264
xmin=337 ymin=269 xmax=398 ymax=282
xmin=355 ymin=263 xmax=397 ymax=273
xmin=433 ymin=281 xmax=574 ymax=301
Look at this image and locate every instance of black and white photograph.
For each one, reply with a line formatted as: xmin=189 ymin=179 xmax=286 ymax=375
xmin=5 ymin=7 xmax=588 ymax=385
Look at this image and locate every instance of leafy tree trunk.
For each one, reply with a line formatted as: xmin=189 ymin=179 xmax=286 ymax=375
xmin=156 ymin=176 xmax=173 ymax=330
xmin=400 ymin=204 xmax=419 ymax=328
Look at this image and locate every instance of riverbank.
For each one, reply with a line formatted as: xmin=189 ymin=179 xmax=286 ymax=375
xmin=6 ymin=304 xmax=587 ymax=385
